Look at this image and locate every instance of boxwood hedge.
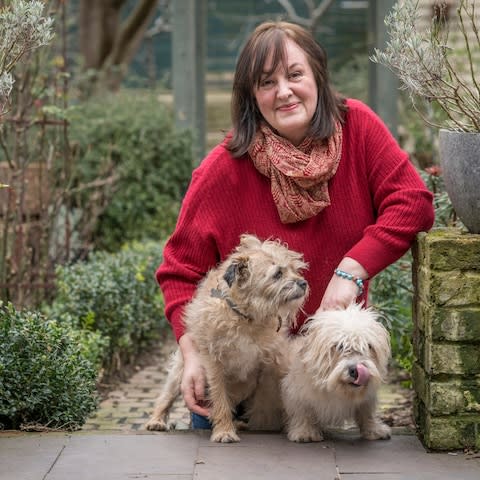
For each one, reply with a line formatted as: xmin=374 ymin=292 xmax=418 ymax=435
xmin=0 ymin=302 xmax=99 ymax=430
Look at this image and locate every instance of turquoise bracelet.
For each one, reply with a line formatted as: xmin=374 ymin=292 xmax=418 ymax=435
xmin=334 ymin=268 xmax=365 ymax=296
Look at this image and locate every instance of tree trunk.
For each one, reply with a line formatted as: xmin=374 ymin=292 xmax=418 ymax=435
xmin=105 ymin=0 xmax=159 ymax=90
xmin=79 ymin=0 xmax=125 ymax=70
xmin=78 ymin=0 xmax=159 ymax=92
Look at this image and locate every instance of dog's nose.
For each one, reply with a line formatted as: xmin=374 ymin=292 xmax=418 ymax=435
xmin=297 ymin=279 xmax=308 ymax=291
xmin=349 ymin=364 xmax=370 ymax=386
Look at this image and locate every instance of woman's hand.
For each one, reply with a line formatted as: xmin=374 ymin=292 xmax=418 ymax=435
xmin=178 ymin=333 xmax=210 ymax=417
xmin=318 ymin=257 xmax=368 ymax=311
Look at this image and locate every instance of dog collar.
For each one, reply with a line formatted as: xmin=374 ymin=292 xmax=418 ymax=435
xmin=210 ymin=288 xmax=283 ymax=332
xmin=210 ymin=288 xmax=252 ymax=322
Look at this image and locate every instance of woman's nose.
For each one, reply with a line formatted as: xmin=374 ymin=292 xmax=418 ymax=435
xmin=276 ymin=79 xmax=292 ymax=99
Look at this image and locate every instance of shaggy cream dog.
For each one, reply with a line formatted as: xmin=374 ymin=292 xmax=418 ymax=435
xmin=282 ymin=303 xmax=391 ymax=442
xmin=146 ymin=234 xmax=308 ymax=443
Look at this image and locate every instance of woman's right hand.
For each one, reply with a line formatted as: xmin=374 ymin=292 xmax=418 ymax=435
xmin=178 ymin=333 xmax=210 ymax=417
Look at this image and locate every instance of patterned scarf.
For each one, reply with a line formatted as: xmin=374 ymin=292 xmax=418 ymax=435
xmin=248 ymin=122 xmax=343 ymax=223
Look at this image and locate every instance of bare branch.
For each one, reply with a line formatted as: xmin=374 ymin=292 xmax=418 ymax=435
xmin=371 ymin=0 xmax=480 ymax=132
xmin=275 ymin=0 xmax=335 ymax=33
xmin=312 ymin=0 xmax=335 ymax=19
xmin=108 ymin=0 xmax=159 ymax=66
xmin=276 ymin=0 xmax=311 ymax=27
xmin=457 ymin=0 xmax=480 ymax=100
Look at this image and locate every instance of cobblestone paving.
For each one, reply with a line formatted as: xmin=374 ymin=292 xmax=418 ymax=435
xmin=83 ymin=333 xmax=191 ymax=432
xmin=83 ymin=332 xmax=413 ymax=433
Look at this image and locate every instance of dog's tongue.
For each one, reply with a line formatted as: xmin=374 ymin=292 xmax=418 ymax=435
xmin=354 ymin=364 xmax=370 ymax=386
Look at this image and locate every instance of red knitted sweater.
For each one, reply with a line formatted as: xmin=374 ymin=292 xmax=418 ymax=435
xmin=157 ymin=99 xmax=435 ymax=341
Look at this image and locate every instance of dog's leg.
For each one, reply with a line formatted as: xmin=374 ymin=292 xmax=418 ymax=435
xmin=206 ymin=360 xmax=240 ymax=443
xmin=245 ymin=365 xmax=284 ymax=431
xmin=283 ymin=382 xmax=323 ymax=442
xmin=355 ymin=404 xmax=391 ymax=440
xmin=145 ymin=350 xmax=183 ymax=431
xmin=285 ymin=408 xmax=324 ymax=442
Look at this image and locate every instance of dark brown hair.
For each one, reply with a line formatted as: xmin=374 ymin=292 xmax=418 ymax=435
xmin=228 ymin=21 xmax=347 ymax=157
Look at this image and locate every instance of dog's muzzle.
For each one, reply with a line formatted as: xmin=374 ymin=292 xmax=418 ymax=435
xmin=348 ymin=363 xmax=370 ymax=387
xmin=285 ymin=279 xmax=308 ymax=301
xmin=297 ymin=279 xmax=308 ymax=291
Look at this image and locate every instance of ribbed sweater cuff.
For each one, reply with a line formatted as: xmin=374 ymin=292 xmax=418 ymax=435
xmin=169 ymin=310 xmax=185 ymax=343
xmin=346 ymin=235 xmax=407 ymax=279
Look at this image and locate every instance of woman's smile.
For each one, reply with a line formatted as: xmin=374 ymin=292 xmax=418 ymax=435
xmin=277 ymin=102 xmax=299 ymax=112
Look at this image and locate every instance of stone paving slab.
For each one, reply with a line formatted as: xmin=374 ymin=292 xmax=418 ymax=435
xmin=333 ymin=433 xmax=480 ymax=480
xmin=0 ymin=434 xmax=68 ymax=480
xmin=45 ymin=434 xmax=199 ymax=480
xmin=1 ymin=431 xmax=479 ymax=480
xmin=195 ymin=432 xmax=337 ymax=480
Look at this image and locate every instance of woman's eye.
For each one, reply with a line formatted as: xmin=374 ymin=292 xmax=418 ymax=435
xmin=260 ymin=79 xmax=274 ymax=88
xmin=289 ymin=71 xmax=303 ymax=80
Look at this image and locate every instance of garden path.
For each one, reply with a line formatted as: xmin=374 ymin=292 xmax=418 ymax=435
xmin=83 ymin=332 xmax=190 ymax=432
xmin=82 ymin=331 xmax=414 ymax=433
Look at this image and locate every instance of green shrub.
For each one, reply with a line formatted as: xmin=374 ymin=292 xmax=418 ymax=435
xmin=369 ymin=164 xmax=461 ymax=382
xmin=46 ymin=241 xmax=167 ymax=377
xmin=0 ymin=302 xmax=98 ymax=430
xmin=331 ymin=53 xmax=369 ymax=102
xmin=68 ymin=90 xmax=193 ymax=252
xmin=370 ymin=253 xmax=414 ymax=382
xmin=420 ymin=169 xmax=463 ymax=230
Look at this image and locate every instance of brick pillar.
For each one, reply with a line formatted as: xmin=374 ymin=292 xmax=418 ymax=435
xmin=412 ymin=228 xmax=480 ymax=450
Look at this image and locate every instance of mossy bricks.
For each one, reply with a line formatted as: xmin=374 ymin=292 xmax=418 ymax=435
xmin=412 ymin=229 xmax=480 ymax=450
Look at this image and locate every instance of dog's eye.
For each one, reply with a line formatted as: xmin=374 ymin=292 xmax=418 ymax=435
xmin=272 ymin=268 xmax=283 ymax=280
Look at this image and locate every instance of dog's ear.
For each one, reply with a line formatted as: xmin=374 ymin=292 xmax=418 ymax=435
xmin=223 ymin=257 xmax=250 ymax=287
xmin=238 ymin=234 xmax=262 ymax=250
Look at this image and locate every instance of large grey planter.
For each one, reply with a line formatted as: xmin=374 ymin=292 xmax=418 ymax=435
xmin=438 ymin=129 xmax=480 ymax=234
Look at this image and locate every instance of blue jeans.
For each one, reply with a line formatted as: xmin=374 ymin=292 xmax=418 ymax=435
xmin=191 ymin=403 xmax=246 ymax=430
xmin=191 ymin=413 xmax=212 ymax=429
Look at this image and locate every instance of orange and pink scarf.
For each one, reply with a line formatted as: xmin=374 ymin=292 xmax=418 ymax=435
xmin=248 ymin=122 xmax=343 ymax=223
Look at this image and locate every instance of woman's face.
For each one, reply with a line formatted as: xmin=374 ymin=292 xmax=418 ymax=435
xmin=254 ymin=38 xmax=318 ymax=146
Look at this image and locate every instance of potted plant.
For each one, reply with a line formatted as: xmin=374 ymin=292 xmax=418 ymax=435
xmin=371 ymin=0 xmax=480 ymax=233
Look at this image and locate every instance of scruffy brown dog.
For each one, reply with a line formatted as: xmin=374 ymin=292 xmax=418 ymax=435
xmin=282 ymin=303 xmax=391 ymax=443
xmin=145 ymin=234 xmax=308 ymax=443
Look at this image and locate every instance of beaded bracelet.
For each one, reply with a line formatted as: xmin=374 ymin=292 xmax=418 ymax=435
xmin=334 ymin=268 xmax=365 ymax=296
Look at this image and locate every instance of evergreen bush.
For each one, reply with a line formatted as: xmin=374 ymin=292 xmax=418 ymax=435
xmin=0 ymin=302 xmax=98 ymax=430
xmin=370 ymin=253 xmax=414 ymax=380
xmin=46 ymin=241 xmax=167 ymax=377
xmin=68 ymin=90 xmax=193 ymax=252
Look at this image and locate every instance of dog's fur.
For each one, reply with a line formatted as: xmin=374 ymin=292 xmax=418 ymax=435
xmin=145 ymin=234 xmax=308 ymax=443
xmin=282 ymin=303 xmax=391 ymax=442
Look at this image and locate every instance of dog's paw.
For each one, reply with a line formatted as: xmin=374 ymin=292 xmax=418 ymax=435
xmin=287 ymin=427 xmax=324 ymax=443
xmin=361 ymin=422 xmax=391 ymax=440
xmin=210 ymin=428 xmax=240 ymax=443
xmin=145 ymin=418 xmax=168 ymax=431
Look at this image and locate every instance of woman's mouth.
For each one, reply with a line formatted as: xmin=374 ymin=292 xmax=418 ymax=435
xmin=277 ymin=103 xmax=298 ymax=112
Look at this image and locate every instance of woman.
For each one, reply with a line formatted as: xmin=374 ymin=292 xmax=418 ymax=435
xmin=156 ymin=21 xmax=434 ymax=426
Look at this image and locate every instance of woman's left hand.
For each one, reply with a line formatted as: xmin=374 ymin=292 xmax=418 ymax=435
xmin=318 ymin=257 xmax=368 ymax=312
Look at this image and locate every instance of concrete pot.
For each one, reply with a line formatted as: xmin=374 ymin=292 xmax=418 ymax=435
xmin=438 ymin=129 xmax=480 ymax=234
